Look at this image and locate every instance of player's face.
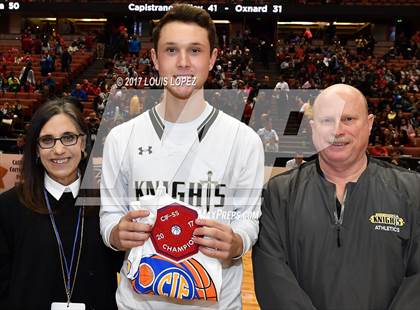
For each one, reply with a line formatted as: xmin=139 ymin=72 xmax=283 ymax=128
xmin=152 ymin=21 xmax=217 ymax=100
xmin=311 ymin=91 xmax=373 ymax=167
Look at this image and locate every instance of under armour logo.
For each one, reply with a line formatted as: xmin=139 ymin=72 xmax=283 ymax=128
xmin=138 ymin=146 xmax=153 ymax=155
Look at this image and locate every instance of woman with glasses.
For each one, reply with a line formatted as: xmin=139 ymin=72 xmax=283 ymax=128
xmin=0 ymin=99 xmax=122 ymax=310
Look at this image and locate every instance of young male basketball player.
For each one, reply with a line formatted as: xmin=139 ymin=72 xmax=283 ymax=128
xmin=100 ymin=4 xmax=264 ymax=309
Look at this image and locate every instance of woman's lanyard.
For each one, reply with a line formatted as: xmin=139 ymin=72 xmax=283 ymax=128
xmin=44 ymin=190 xmax=85 ymax=306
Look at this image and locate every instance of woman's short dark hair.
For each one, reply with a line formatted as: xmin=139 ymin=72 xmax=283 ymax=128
xmin=152 ymin=3 xmax=217 ymax=54
xmin=19 ymin=98 xmax=90 ymax=213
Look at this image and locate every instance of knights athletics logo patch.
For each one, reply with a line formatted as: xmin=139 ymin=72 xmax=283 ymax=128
xmin=369 ymin=212 xmax=405 ymax=233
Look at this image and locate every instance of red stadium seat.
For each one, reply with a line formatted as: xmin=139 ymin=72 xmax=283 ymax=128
xmin=4 ymin=92 xmax=17 ymax=99
xmin=408 ymin=137 xmax=420 ymax=147
xmin=401 ymin=147 xmax=420 ymax=157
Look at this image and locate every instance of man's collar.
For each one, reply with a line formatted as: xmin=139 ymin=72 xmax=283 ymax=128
xmin=316 ymin=155 xmax=371 ymax=183
xmin=44 ymin=172 xmax=80 ymax=201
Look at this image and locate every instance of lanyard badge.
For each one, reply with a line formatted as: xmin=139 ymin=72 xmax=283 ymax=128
xmin=44 ymin=190 xmax=85 ymax=306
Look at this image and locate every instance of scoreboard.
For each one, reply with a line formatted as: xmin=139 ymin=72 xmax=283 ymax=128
xmin=0 ymin=1 xmax=284 ymax=16
xmin=1 ymin=1 xmax=415 ymax=19
xmin=127 ymin=3 xmax=283 ymax=15
xmin=0 ymin=1 xmax=20 ymax=11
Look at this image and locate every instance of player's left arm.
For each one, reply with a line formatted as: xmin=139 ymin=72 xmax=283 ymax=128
xmin=193 ymin=127 xmax=264 ymax=264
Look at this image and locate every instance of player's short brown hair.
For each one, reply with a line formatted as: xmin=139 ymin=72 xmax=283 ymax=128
xmin=152 ymin=3 xmax=217 ymax=54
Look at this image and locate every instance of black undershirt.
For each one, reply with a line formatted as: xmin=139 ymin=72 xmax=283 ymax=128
xmin=336 ymin=198 xmax=342 ymax=219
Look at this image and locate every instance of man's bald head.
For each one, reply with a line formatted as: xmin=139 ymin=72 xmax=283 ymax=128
xmin=313 ymin=84 xmax=368 ymax=118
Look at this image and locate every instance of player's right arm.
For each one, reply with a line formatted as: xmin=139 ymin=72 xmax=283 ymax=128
xmin=100 ymin=127 xmax=151 ymax=251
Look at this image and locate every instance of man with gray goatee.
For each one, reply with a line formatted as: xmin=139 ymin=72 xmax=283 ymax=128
xmin=253 ymin=84 xmax=420 ymax=310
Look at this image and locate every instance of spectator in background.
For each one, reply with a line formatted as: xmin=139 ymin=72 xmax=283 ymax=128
xmin=40 ymin=34 xmax=50 ymax=54
xmin=13 ymin=103 xmax=25 ymax=129
xmin=257 ymin=116 xmax=279 ymax=152
xmin=397 ymin=126 xmax=410 ymax=146
xmin=77 ymin=36 xmax=85 ymax=49
xmin=0 ymin=72 xmax=6 ymax=93
xmin=274 ymin=75 xmax=290 ymax=91
xmin=369 ymin=143 xmax=389 ymax=157
xmin=71 ymin=83 xmax=88 ymax=102
xmin=241 ymin=97 xmax=254 ymax=124
xmin=0 ymin=103 xmax=4 ymax=127
xmin=400 ymin=118 xmax=416 ymax=139
xmin=88 ymin=82 xmax=101 ymax=97
xmin=84 ymin=32 xmax=94 ymax=52
xmin=128 ymin=54 xmax=139 ymax=67
xmin=7 ymin=72 xmax=20 ymax=93
xmin=49 ymin=52 xmax=56 ymax=73
xmin=9 ymin=134 xmax=26 ymax=154
xmin=40 ymin=52 xmax=53 ymax=77
xmin=381 ymin=127 xmax=395 ymax=146
xmin=94 ymin=87 xmax=107 ymax=117
xmin=1 ymin=102 xmax=14 ymax=120
xmin=301 ymin=79 xmax=313 ymax=89
xmin=303 ymin=28 xmax=313 ymax=44
xmin=355 ymin=36 xmax=368 ymax=55
xmin=19 ymin=62 xmax=36 ymax=92
xmin=390 ymin=149 xmax=410 ymax=169
xmin=128 ymin=35 xmax=141 ymax=57
xmin=68 ymin=40 xmax=79 ymax=54
xmin=96 ymin=30 xmax=106 ymax=60
xmin=285 ymin=152 xmax=306 ymax=170
xmin=61 ymin=47 xmax=72 ymax=73
xmin=33 ymin=35 xmax=42 ymax=54
xmin=0 ymin=64 xmax=7 ymax=76
xmin=114 ymin=55 xmax=128 ymax=74
xmin=85 ymin=111 xmax=100 ymax=142
xmin=43 ymin=72 xmax=56 ymax=96
xmin=21 ymin=34 xmax=33 ymax=54
xmin=128 ymin=94 xmax=144 ymax=119
xmin=259 ymin=40 xmax=269 ymax=69
xmin=366 ymin=34 xmax=376 ymax=56
xmin=260 ymin=75 xmax=271 ymax=89
xmin=81 ymin=79 xmax=93 ymax=95
xmin=55 ymin=42 xmax=64 ymax=57
xmin=139 ymin=51 xmax=151 ymax=64
xmin=127 ymin=65 xmax=138 ymax=79
xmin=4 ymin=50 xmax=13 ymax=63
xmin=411 ymin=112 xmax=420 ymax=134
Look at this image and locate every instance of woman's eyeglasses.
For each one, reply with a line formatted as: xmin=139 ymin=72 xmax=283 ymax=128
xmin=38 ymin=133 xmax=84 ymax=149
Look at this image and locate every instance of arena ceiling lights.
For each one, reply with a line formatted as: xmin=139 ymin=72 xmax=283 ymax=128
xmin=34 ymin=18 xmax=107 ymax=22
xmin=277 ymin=21 xmax=367 ymax=27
